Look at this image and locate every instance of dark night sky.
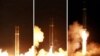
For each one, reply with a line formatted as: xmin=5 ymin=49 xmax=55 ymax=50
xmin=35 ymin=0 xmax=66 ymax=51
xmin=0 ymin=0 xmax=33 ymax=54
xmin=69 ymin=0 xmax=100 ymax=43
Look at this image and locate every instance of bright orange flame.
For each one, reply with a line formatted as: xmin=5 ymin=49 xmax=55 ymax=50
xmin=80 ymin=29 xmax=89 ymax=56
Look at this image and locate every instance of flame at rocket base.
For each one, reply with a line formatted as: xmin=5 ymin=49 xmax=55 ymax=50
xmin=80 ymin=29 xmax=89 ymax=56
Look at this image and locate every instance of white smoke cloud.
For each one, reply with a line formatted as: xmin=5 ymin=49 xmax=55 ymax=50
xmin=0 ymin=49 xmax=8 ymax=56
xmin=34 ymin=25 xmax=44 ymax=47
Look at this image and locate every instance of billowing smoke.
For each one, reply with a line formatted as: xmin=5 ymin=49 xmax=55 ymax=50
xmin=20 ymin=25 xmax=44 ymax=56
xmin=2 ymin=21 xmax=100 ymax=56
xmin=72 ymin=42 xmax=100 ymax=56
xmin=33 ymin=25 xmax=67 ymax=56
xmin=87 ymin=42 xmax=100 ymax=56
xmin=37 ymin=47 xmax=67 ymax=56
xmin=68 ymin=21 xmax=89 ymax=56
xmin=19 ymin=25 xmax=67 ymax=56
xmin=33 ymin=26 xmax=67 ymax=56
xmin=0 ymin=49 xmax=8 ymax=56
xmin=33 ymin=25 xmax=44 ymax=56
xmin=68 ymin=22 xmax=83 ymax=56
xmin=68 ymin=21 xmax=100 ymax=56
xmin=34 ymin=26 xmax=44 ymax=47
xmin=20 ymin=46 xmax=36 ymax=56
xmin=3 ymin=21 xmax=100 ymax=56
xmin=20 ymin=22 xmax=100 ymax=56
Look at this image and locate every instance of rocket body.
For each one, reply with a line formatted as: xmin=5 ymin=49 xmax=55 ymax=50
xmin=15 ymin=26 xmax=19 ymax=56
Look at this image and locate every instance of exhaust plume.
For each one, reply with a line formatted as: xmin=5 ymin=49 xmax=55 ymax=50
xmin=80 ymin=29 xmax=89 ymax=56
xmin=34 ymin=26 xmax=44 ymax=47
xmin=68 ymin=21 xmax=89 ymax=56
xmin=68 ymin=22 xmax=83 ymax=56
xmin=20 ymin=25 xmax=67 ymax=56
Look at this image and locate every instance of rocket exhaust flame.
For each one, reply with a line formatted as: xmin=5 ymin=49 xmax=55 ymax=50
xmin=80 ymin=29 xmax=89 ymax=56
xmin=1 ymin=22 xmax=99 ymax=56
xmin=1 ymin=22 xmax=100 ymax=56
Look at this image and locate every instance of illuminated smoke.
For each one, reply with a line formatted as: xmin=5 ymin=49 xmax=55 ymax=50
xmin=80 ymin=29 xmax=89 ymax=56
xmin=87 ymin=42 xmax=100 ymax=56
xmin=68 ymin=21 xmax=89 ymax=56
xmin=34 ymin=26 xmax=44 ymax=47
xmin=68 ymin=22 xmax=83 ymax=56
xmin=54 ymin=48 xmax=67 ymax=56
xmin=19 ymin=22 xmax=100 ymax=56
xmin=37 ymin=46 xmax=67 ymax=56
xmin=37 ymin=49 xmax=47 ymax=56
xmin=20 ymin=25 xmax=44 ymax=56
xmin=33 ymin=25 xmax=67 ymax=56
xmin=73 ymin=42 xmax=100 ymax=56
xmin=68 ymin=21 xmax=100 ymax=56
xmin=3 ymin=21 xmax=100 ymax=56
xmin=48 ymin=46 xmax=54 ymax=56
xmin=20 ymin=46 xmax=36 ymax=56
xmin=20 ymin=23 xmax=99 ymax=56
xmin=0 ymin=49 xmax=8 ymax=56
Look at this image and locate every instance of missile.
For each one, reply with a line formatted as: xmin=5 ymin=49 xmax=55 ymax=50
xmin=15 ymin=26 xmax=19 ymax=56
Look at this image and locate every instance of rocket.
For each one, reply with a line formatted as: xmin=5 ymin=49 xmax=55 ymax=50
xmin=49 ymin=18 xmax=54 ymax=49
xmin=15 ymin=26 xmax=19 ymax=56
xmin=83 ymin=0 xmax=87 ymax=28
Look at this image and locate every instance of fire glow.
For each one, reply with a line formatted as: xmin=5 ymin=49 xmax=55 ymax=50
xmin=32 ymin=26 xmax=67 ymax=56
xmin=19 ymin=25 xmax=67 ymax=56
xmin=68 ymin=22 xmax=89 ymax=56
xmin=1 ymin=22 xmax=100 ymax=56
